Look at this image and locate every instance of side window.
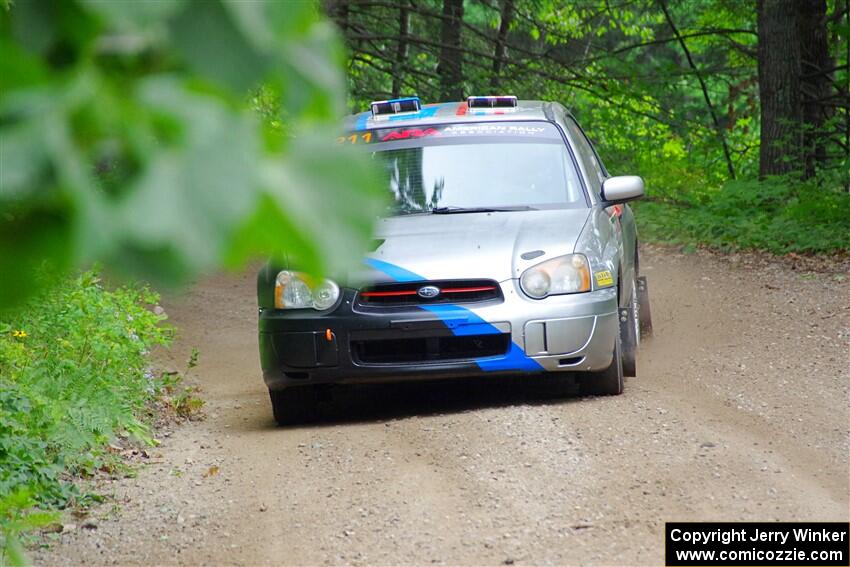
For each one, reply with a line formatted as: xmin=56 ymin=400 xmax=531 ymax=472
xmin=584 ymin=134 xmax=608 ymax=178
xmin=564 ymin=117 xmax=606 ymax=193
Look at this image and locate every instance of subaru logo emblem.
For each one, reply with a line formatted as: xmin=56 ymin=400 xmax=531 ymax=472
xmin=417 ymin=285 xmax=441 ymax=299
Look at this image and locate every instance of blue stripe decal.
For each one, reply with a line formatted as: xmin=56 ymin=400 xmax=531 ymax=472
xmin=364 ymin=258 xmax=422 ymax=283
xmin=354 ymin=111 xmax=370 ymax=131
xmin=364 ymin=259 xmax=544 ymax=372
xmin=477 ymin=344 xmax=546 ymax=372
xmin=387 ymin=104 xmax=440 ymax=122
xmin=419 ymin=304 xmax=500 ymax=336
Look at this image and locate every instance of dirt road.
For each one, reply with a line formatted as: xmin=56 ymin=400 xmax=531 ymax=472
xmin=35 ymin=246 xmax=849 ymax=566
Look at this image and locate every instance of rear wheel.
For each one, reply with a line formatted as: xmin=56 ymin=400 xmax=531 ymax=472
xmin=269 ymin=387 xmax=319 ymax=426
xmin=580 ymin=335 xmax=624 ymax=396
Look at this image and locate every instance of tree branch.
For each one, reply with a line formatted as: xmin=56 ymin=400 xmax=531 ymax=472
xmin=658 ymin=0 xmax=737 ymax=179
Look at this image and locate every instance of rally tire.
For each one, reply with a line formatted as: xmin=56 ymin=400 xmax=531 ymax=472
xmin=580 ymin=336 xmax=624 ymax=396
xmin=270 ymin=387 xmax=320 ymax=426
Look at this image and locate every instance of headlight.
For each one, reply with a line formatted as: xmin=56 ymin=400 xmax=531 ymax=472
xmin=520 ymin=254 xmax=591 ymax=299
xmin=311 ymin=279 xmax=341 ymax=310
xmin=274 ymin=271 xmax=340 ymax=310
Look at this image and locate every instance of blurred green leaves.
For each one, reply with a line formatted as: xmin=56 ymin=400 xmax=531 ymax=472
xmin=0 ymin=0 xmax=385 ymax=307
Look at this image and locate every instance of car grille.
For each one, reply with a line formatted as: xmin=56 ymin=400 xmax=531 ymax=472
xmin=352 ymin=334 xmax=510 ymax=365
xmin=356 ymin=279 xmax=501 ymax=307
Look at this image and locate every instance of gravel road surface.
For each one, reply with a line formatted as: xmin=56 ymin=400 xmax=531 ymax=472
xmin=34 ymin=246 xmax=850 ymax=566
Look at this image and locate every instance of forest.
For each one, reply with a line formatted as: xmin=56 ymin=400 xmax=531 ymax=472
xmin=327 ymin=0 xmax=850 ymax=253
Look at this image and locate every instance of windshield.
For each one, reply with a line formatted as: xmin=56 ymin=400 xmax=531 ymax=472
xmin=360 ymin=122 xmax=586 ymax=215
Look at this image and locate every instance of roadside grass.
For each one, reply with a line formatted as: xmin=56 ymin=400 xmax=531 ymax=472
xmin=0 ymin=270 xmax=200 ymax=565
xmin=633 ymin=176 xmax=850 ymax=255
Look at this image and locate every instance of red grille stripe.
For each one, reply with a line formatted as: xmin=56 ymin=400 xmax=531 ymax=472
xmin=361 ymin=285 xmax=496 ymax=299
xmin=360 ymin=290 xmax=418 ymax=298
xmin=441 ymin=286 xmax=496 ymax=294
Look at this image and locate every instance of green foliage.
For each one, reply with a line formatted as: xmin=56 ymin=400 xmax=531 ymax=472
xmin=1 ymin=489 xmax=59 ymax=567
xmin=0 ymin=270 xmax=175 ymax=561
xmin=343 ymin=0 xmax=763 ymax=182
xmin=0 ymin=0 xmax=386 ymax=308
xmin=635 ymin=176 xmax=850 ymax=254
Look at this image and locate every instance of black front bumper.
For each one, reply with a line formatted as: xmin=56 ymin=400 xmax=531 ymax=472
xmin=259 ymin=290 xmax=533 ymax=390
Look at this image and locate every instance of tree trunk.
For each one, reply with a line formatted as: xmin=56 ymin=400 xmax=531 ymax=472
xmin=797 ymin=0 xmax=833 ymax=177
xmin=392 ymin=1 xmax=410 ymax=98
xmin=323 ymin=0 xmax=349 ymax=33
xmin=757 ymin=0 xmax=803 ymax=177
xmin=491 ymin=0 xmax=514 ymax=91
xmin=438 ymin=0 xmax=464 ymax=101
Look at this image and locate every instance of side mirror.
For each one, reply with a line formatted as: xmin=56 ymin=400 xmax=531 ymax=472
xmin=601 ymin=176 xmax=645 ymax=204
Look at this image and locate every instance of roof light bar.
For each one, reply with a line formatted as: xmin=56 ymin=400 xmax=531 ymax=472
xmin=467 ymin=95 xmax=518 ymax=109
xmin=370 ymin=97 xmax=421 ymax=117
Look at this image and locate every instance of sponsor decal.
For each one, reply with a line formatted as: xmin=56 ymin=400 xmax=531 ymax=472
xmin=347 ymin=120 xmax=561 ymax=143
xmin=336 ymin=132 xmax=373 ymax=145
xmin=440 ymin=123 xmax=548 ymax=137
xmin=595 ymin=270 xmax=614 ymax=287
xmin=381 ymin=128 xmax=440 ymax=142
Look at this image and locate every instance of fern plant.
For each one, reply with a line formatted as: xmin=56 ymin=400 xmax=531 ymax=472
xmin=0 ymin=270 xmax=174 ymax=553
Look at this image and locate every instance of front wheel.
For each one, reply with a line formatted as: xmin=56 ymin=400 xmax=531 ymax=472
xmin=579 ymin=336 xmax=624 ymax=396
xmin=269 ymin=387 xmax=319 ymax=426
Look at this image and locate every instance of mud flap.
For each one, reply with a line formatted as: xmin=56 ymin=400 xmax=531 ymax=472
xmin=619 ymin=307 xmax=637 ymax=377
xmin=637 ymin=276 xmax=653 ymax=338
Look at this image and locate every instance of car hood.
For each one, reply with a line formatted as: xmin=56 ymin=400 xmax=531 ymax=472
xmin=359 ymin=208 xmax=591 ymax=283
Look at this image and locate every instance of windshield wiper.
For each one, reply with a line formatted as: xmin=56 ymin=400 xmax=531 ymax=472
xmin=430 ymin=205 xmax=536 ymax=214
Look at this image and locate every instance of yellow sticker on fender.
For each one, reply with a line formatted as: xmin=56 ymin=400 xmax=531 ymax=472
xmin=595 ymin=270 xmax=614 ymax=286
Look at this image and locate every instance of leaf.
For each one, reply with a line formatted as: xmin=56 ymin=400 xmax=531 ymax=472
xmin=3 ymin=535 xmax=29 ymax=567
xmin=0 ymin=36 xmax=49 ymax=92
xmin=0 ymin=119 xmax=51 ymax=200
xmin=7 ymin=0 xmax=58 ymax=56
xmin=169 ymin=0 xmax=269 ymax=93
xmin=278 ymin=21 xmax=347 ymax=121
xmin=0 ymin=203 xmax=73 ymax=307
xmin=0 ymin=0 xmax=385 ymax=310
xmin=113 ymin=78 xmax=261 ymax=280
xmin=81 ymin=0 xmax=185 ymax=31
xmin=248 ymin=129 xmax=386 ymax=277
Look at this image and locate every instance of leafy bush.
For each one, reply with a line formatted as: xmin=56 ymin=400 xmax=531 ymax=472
xmin=0 ymin=270 xmax=173 ymax=561
xmin=635 ymin=176 xmax=850 ymax=255
xmin=0 ymin=1 xmax=385 ymax=309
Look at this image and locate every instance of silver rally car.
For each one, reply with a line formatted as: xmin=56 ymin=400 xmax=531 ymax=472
xmin=257 ymin=95 xmax=652 ymax=424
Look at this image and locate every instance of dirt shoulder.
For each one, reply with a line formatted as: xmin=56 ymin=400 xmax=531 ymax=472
xmin=33 ymin=246 xmax=850 ymax=566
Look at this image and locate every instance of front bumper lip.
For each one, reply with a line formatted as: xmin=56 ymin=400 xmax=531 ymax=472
xmin=260 ymin=284 xmax=617 ymax=390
